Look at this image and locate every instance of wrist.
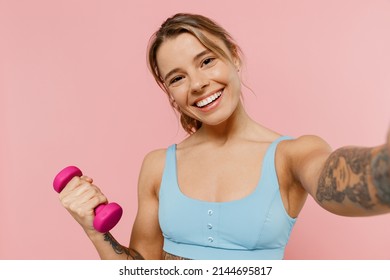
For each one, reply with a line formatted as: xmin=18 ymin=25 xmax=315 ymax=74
xmin=84 ymin=228 xmax=104 ymax=241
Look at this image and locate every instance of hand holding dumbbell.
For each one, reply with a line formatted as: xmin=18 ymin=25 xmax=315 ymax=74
xmin=53 ymin=166 xmax=123 ymax=233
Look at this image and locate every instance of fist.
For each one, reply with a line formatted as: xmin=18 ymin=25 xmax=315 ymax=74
xmin=59 ymin=175 xmax=108 ymax=233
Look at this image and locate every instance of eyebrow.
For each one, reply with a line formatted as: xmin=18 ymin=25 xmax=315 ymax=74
xmin=163 ymin=49 xmax=212 ymax=82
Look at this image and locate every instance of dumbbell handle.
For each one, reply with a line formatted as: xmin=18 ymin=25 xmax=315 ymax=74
xmin=53 ymin=166 xmax=122 ymax=233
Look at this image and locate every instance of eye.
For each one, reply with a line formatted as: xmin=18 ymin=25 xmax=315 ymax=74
xmin=202 ymin=57 xmax=216 ymax=67
xmin=169 ymin=76 xmax=183 ymax=85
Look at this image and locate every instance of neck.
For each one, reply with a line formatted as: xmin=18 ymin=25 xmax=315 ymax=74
xmin=196 ymin=101 xmax=255 ymax=145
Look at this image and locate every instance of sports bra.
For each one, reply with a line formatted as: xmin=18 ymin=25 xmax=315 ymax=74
xmin=158 ymin=136 xmax=296 ymax=259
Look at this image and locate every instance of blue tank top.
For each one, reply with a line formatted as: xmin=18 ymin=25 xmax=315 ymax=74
xmin=158 ymin=136 xmax=296 ymax=260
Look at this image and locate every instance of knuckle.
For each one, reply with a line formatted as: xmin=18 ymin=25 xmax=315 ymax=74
xmin=80 ymin=175 xmax=93 ymax=183
xmin=77 ymin=209 xmax=86 ymax=218
xmin=97 ymin=195 xmax=107 ymax=205
xmin=68 ymin=176 xmax=82 ymax=186
xmin=68 ymin=202 xmax=78 ymax=213
xmin=60 ymin=196 xmax=71 ymax=208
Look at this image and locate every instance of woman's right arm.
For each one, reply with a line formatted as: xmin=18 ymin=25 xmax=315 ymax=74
xmin=59 ymin=149 xmax=166 ymax=260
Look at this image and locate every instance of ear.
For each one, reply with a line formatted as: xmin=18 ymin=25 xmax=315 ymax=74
xmin=234 ymin=58 xmax=240 ymax=71
xmin=231 ymin=47 xmax=241 ymax=70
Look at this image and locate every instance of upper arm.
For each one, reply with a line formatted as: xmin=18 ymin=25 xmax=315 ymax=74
xmin=129 ymin=149 xmax=166 ymax=259
xmin=290 ymin=135 xmax=332 ymax=200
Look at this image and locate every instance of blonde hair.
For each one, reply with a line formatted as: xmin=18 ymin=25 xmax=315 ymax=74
xmin=147 ymin=13 xmax=243 ymax=134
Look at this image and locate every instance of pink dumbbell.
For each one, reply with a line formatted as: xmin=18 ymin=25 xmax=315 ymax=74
xmin=53 ymin=166 xmax=123 ymax=233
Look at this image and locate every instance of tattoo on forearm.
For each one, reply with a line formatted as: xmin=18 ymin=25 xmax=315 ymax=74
xmin=316 ymin=147 xmax=374 ymax=209
xmin=103 ymin=233 xmax=144 ymax=260
xmin=162 ymin=251 xmax=191 ymax=260
xmin=371 ymin=147 xmax=390 ymax=205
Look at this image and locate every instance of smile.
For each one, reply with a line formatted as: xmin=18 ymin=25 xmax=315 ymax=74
xmin=195 ymin=90 xmax=223 ymax=108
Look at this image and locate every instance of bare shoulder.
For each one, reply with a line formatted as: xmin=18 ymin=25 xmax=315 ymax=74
xmin=279 ymin=135 xmax=332 ymax=165
xmin=281 ymin=135 xmax=332 ymax=195
xmin=284 ymin=135 xmax=332 ymax=154
xmin=142 ymin=148 xmax=166 ymax=169
xmin=138 ymin=148 xmax=167 ymax=196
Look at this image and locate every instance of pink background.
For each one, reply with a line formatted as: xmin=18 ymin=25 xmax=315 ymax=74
xmin=1 ymin=0 xmax=390 ymax=259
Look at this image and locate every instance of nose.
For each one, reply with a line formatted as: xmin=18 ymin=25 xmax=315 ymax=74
xmin=190 ymin=71 xmax=209 ymax=93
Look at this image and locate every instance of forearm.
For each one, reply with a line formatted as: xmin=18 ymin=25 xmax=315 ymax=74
xmin=316 ymin=144 xmax=390 ymax=215
xmin=87 ymin=231 xmax=144 ymax=260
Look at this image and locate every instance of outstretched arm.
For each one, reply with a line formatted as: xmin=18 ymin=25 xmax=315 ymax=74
xmin=292 ymin=132 xmax=390 ymax=216
xmin=316 ymin=141 xmax=390 ymax=216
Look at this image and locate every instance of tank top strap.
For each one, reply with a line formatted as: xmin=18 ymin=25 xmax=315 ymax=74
xmin=266 ymin=136 xmax=294 ymax=157
xmin=165 ymin=144 xmax=176 ymax=168
xmin=163 ymin=144 xmax=177 ymax=178
xmin=159 ymin=144 xmax=177 ymax=198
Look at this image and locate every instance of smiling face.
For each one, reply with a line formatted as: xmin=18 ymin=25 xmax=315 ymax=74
xmin=156 ymin=32 xmax=242 ymax=127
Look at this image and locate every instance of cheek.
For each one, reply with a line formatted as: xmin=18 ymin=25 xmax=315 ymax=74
xmin=209 ymin=67 xmax=228 ymax=82
xmin=211 ymin=66 xmax=240 ymax=88
xmin=169 ymin=88 xmax=189 ymax=107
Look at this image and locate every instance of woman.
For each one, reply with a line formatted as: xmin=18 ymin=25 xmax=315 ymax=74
xmin=59 ymin=13 xmax=390 ymax=260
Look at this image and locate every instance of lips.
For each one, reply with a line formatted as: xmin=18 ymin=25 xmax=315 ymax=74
xmin=193 ymin=89 xmax=223 ymax=108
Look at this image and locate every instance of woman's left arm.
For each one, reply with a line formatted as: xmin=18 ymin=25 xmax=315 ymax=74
xmin=292 ymin=131 xmax=390 ymax=216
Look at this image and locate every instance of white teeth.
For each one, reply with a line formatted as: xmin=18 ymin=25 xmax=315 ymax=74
xmin=196 ymin=91 xmax=222 ymax=107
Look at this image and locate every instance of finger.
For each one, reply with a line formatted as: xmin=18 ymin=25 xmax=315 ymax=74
xmin=88 ymin=184 xmax=107 ymax=205
xmin=83 ymin=193 xmax=108 ymax=210
xmin=63 ymin=185 xmax=106 ymax=213
xmin=73 ymin=181 xmax=95 ymax=196
xmin=67 ymin=191 xmax=107 ymax=217
xmin=74 ymin=184 xmax=105 ymax=204
xmin=80 ymin=176 xmax=93 ymax=183
xmin=59 ymin=180 xmax=93 ymax=202
xmin=59 ymin=176 xmax=84 ymax=194
xmin=60 ymin=176 xmax=94 ymax=196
